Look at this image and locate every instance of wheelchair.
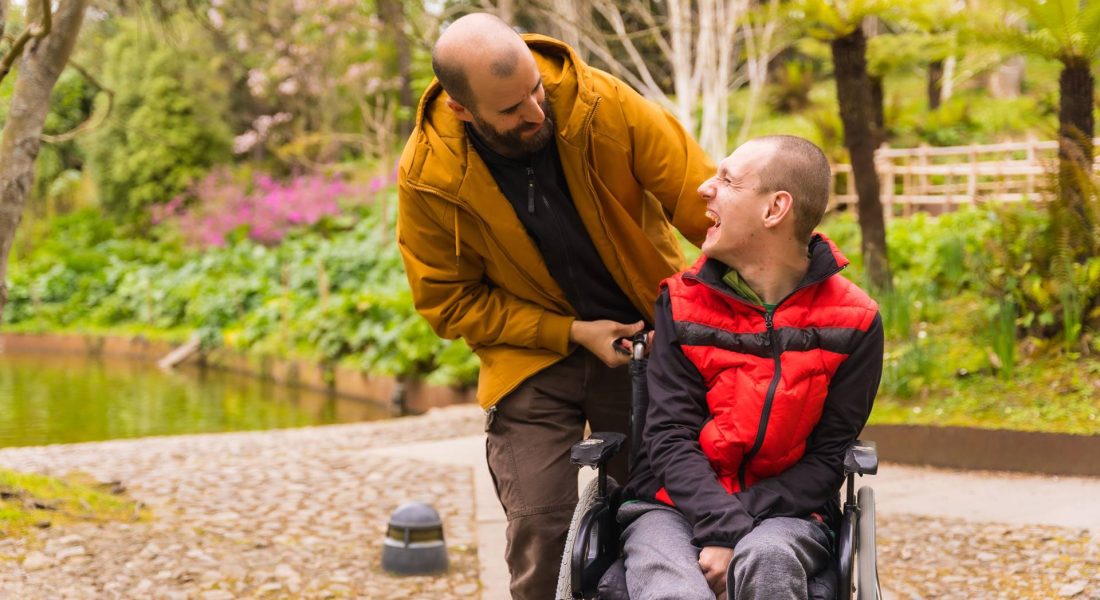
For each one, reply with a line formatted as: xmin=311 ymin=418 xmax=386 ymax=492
xmin=556 ymin=333 xmax=881 ymax=600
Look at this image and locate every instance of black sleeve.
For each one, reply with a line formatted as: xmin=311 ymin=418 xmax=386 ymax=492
xmin=736 ymin=312 xmax=885 ymax=521
xmin=644 ymin=289 xmax=755 ymax=548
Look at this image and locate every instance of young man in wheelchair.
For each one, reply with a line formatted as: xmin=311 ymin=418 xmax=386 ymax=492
xmin=617 ymin=136 xmax=884 ymax=600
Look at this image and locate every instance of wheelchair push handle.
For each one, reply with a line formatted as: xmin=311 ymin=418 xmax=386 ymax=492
xmin=631 ymin=331 xmax=648 ymax=361
xmin=612 ymin=331 xmax=651 ymax=360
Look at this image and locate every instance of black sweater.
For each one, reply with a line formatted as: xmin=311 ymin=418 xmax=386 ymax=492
xmin=467 ymin=125 xmax=643 ymax=325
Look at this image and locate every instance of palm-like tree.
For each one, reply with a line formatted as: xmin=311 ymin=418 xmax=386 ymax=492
xmin=995 ymin=0 xmax=1100 ymax=243
xmin=892 ymin=0 xmax=965 ymax=110
xmin=801 ymin=0 xmax=897 ymax=291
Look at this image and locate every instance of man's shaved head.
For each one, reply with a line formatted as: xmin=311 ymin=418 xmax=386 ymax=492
xmin=432 ymin=13 xmax=527 ymax=110
xmin=752 ymin=135 xmax=832 ymax=242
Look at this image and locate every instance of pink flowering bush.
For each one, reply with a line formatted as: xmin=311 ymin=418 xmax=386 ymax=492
xmin=152 ymin=169 xmax=359 ymax=247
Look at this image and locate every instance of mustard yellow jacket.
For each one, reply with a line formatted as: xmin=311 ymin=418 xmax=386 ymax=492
xmin=397 ymin=35 xmax=715 ymax=409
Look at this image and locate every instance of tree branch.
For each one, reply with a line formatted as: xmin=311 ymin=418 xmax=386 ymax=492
xmin=41 ymin=59 xmax=115 ymax=144
xmin=591 ymin=0 xmax=666 ymax=99
xmin=1 ymin=0 xmax=9 ymax=42
xmin=0 ymin=0 xmax=52 ymax=84
xmin=39 ymin=0 xmax=51 ymax=37
xmin=627 ymin=0 xmax=674 ymax=61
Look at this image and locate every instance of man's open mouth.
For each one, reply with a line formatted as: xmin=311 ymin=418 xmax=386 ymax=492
xmin=705 ymin=209 xmax=721 ymax=228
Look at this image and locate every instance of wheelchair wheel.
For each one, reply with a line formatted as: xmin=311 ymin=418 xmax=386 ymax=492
xmin=856 ymin=486 xmax=880 ymax=600
xmin=837 ymin=500 xmax=856 ymax=600
xmin=557 ymin=475 xmax=620 ymax=600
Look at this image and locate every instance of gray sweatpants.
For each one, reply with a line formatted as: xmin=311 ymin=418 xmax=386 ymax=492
xmin=617 ymin=501 xmax=832 ymax=600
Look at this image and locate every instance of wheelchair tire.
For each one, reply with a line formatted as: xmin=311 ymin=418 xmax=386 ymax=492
xmin=557 ymin=476 xmax=620 ymax=600
xmin=856 ymin=486 xmax=880 ymax=600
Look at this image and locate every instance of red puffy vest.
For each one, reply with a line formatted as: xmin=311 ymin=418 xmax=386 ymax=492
xmin=655 ymin=236 xmax=878 ymax=505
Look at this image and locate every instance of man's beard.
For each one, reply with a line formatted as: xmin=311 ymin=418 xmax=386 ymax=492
xmin=471 ymin=99 xmax=556 ymax=157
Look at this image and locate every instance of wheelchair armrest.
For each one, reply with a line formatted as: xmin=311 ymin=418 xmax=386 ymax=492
xmin=571 ymin=432 xmax=626 ymax=469
xmin=843 ymin=439 xmax=878 ymax=476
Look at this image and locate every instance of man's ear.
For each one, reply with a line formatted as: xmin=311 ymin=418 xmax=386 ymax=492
xmin=446 ymin=98 xmax=475 ymax=123
xmin=763 ymin=191 xmax=794 ymax=229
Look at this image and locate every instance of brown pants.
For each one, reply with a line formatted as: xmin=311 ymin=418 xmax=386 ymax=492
xmin=485 ymin=348 xmax=632 ymax=600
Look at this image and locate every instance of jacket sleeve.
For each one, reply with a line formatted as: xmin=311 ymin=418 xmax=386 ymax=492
xmin=644 ymin=289 xmax=755 ymax=549
xmin=610 ymin=80 xmax=714 ymax=247
xmin=735 ymin=312 xmax=885 ymax=522
xmin=396 ymin=180 xmax=574 ymax=355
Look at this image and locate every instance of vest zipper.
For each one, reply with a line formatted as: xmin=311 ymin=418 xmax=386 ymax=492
xmin=738 ymin=309 xmax=781 ymax=491
xmin=681 ymin=253 xmax=846 ymax=491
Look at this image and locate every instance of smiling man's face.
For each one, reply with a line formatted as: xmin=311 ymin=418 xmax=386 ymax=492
xmin=697 ymin=140 xmax=778 ymax=264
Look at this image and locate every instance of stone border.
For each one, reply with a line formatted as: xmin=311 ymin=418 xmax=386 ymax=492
xmin=0 ymin=333 xmax=476 ymax=415
xmin=862 ymin=424 xmax=1100 ymax=477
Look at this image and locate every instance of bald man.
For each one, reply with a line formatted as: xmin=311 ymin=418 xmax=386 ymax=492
xmin=396 ymin=14 xmax=714 ymax=598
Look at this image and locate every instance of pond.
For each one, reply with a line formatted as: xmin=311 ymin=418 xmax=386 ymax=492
xmin=0 ymin=352 xmax=392 ymax=447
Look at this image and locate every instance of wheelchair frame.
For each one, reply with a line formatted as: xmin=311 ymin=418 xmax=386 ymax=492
xmin=559 ymin=335 xmax=882 ymax=600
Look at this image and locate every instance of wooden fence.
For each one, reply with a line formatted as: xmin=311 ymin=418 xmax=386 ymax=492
xmin=831 ymin=137 xmax=1100 ymax=217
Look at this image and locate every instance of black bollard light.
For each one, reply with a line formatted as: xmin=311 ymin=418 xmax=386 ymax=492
xmin=381 ymin=502 xmax=448 ymax=575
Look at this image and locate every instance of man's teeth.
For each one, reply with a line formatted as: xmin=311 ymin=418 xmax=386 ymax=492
xmin=705 ymin=209 xmax=720 ymax=226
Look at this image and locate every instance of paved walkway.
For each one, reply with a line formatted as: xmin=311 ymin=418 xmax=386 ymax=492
xmin=2 ymin=404 xmax=1099 ymax=599
xmin=377 ymin=426 xmax=1100 ymax=600
xmin=0 ymin=406 xmax=486 ymax=599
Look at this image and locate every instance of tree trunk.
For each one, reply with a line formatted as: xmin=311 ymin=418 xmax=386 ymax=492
xmin=668 ymin=0 xmax=694 ymax=135
xmin=1060 ymin=58 xmax=1095 ymax=165
xmin=941 ymin=55 xmax=956 ymax=102
xmin=0 ymin=0 xmax=87 ymax=316
xmin=377 ymin=0 xmax=414 ymax=139
xmin=869 ymin=73 xmax=885 ymax=144
xmin=928 ymin=60 xmax=944 ymax=110
xmin=831 ymin=27 xmax=892 ymax=292
xmin=1058 ymin=57 xmax=1096 ymax=246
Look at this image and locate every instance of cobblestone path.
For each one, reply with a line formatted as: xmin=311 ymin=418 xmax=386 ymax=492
xmin=0 ymin=406 xmax=484 ymax=599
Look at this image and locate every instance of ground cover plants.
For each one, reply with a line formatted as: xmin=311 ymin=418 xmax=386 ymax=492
xmin=4 ymin=183 xmax=479 ymax=388
xmin=820 ymin=203 xmax=1100 ymax=434
xmin=6 ymin=185 xmax=1098 ymax=434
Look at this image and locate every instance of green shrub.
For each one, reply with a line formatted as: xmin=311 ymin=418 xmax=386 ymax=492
xmin=82 ymin=20 xmax=232 ymax=220
xmin=4 ymin=190 xmax=477 ymax=387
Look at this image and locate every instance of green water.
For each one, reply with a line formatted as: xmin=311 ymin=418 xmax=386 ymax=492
xmin=0 ymin=352 xmax=391 ymax=447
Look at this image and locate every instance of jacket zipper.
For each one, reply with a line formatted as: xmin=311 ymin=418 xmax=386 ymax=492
xmin=738 ymin=309 xmax=780 ymax=491
xmin=576 ymin=99 xmax=642 ymax=316
xmin=526 ymin=167 xmax=536 ymax=214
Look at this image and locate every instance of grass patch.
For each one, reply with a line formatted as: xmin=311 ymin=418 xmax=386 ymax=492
xmin=870 ymin=354 xmax=1100 ymax=434
xmin=0 ymin=469 xmax=150 ymax=537
xmin=869 ymin=291 xmax=1100 ymax=435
